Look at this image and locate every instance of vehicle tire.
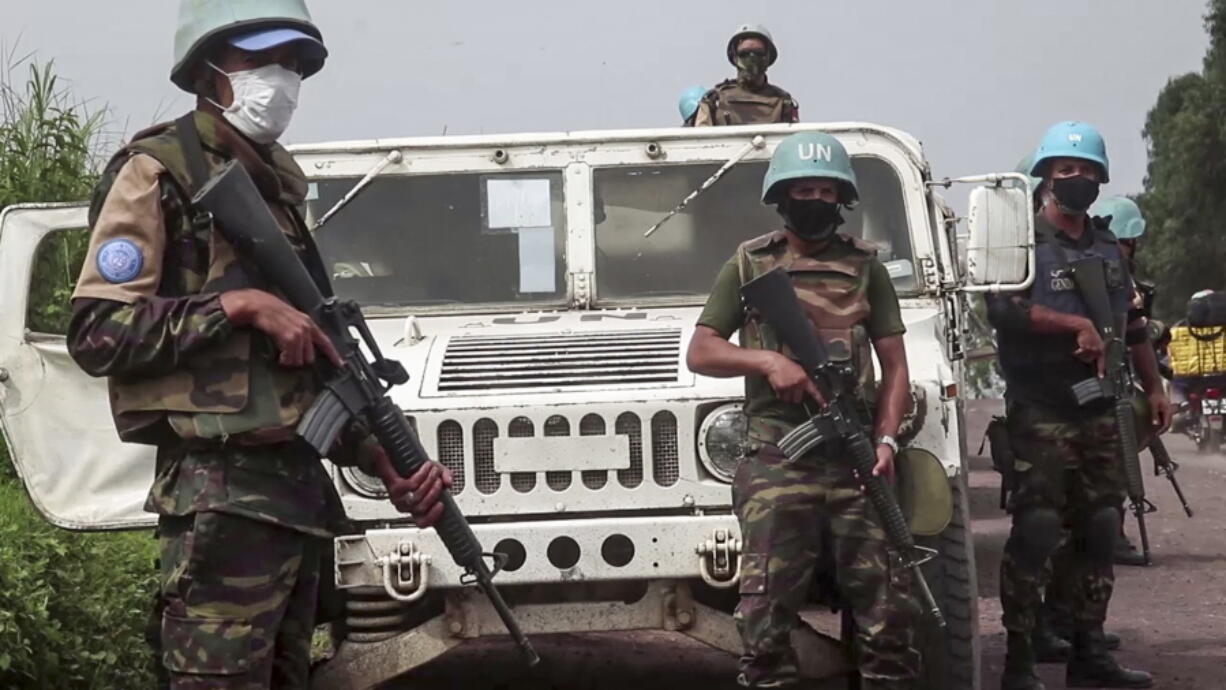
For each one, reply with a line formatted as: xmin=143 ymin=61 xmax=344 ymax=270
xmin=914 ymin=472 xmax=980 ymax=690
xmin=1208 ymin=427 xmax=1223 ymax=455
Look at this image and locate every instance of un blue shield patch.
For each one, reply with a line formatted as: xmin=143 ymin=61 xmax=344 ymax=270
xmin=96 ymin=239 xmax=144 ymax=284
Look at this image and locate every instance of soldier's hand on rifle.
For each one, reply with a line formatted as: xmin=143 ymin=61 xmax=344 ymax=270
xmin=220 ymin=288 xmax=343 ymax=368
xmin=369 ymin=445 xmax=455 ymax=528
xmin=763 ymin=352 xmax=825 ymax=405
xmin=872 ymin=443 xmax=897 ymax=484
xmin=1149 ymin=390 xmax=1173 ymax=435
xmin=1073 ymin=320 xmax=1106 ymax=376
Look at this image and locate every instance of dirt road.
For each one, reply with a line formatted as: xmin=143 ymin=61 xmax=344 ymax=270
xmin=385 ymin=400 xmax=1226 ymax=689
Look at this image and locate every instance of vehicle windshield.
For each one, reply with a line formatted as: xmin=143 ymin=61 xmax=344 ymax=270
xmin=593 ymin=157 xmax=918 ymax=302
xmin=306 ymin=171 xmax=567 ymax=308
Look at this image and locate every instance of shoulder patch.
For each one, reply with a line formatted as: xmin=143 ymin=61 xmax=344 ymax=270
xmin=743 ymin=230 xmax=787 ymax=253
xmin=96 ymin=238 xmax=145 ymax=284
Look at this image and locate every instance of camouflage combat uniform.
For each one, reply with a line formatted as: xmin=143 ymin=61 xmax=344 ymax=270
xmin=698 ymin=231 xmax=920 ymax=689
xmin=68 ymin=110 xmax=372 ymax=688
xmin=997 ymin=404 xmax=1127 ymax=634
xmin=693 ymin=79 xmax=800 ymax=127
xmin=988 ymin=214 xmax=1139 ymax=667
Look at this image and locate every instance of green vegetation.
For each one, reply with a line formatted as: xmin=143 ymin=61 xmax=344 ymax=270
xmin=1136 ymin=0 xmax=1226 ymax=319
xmin=0 ymin=56 xmax=159 ymax=688
xmin=0 ymin=482 xmax=158 ymax=686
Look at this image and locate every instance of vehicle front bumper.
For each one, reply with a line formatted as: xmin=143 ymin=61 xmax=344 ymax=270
xmin=336 ymin=514 xmax=743 ymax=597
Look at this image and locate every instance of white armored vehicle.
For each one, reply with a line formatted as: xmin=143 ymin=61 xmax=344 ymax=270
xmin=0 ymin=121 xmax=1035 ymax=689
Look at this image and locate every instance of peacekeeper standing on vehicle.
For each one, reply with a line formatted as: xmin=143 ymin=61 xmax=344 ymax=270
xmin=988 ymin=122 xmax=1170 ymax=690
xmin=693 ymin=24 xmax=800 ymax=127
xmin=688 ymin=131 xmax=920 ymax=690
xmin=66 ymin=1 xmax=452 ymax=686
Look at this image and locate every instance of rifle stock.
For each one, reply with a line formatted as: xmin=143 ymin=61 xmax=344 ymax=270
xmin=742 ymin=268 xmax=945 ymax=627
xmin=194 ymin=162 xmax=539 ymax=666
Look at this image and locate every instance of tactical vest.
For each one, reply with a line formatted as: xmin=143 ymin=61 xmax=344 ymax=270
xmin=702 ymin=80 xmax=797 ymax=126
xmin=1028 ymin=222 xmax=1132 ymax=327
xmin=996 ymin=217 xmax=1133 ymax=409
xmin=88 ymin=112 xmax=322 ymax=446
xmin=735 ymin=230 xmax=877 ymax=442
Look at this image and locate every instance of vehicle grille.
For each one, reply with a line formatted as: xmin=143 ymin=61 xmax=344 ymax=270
xmin=436 ymin=328 xmax=683 ymax=392
xmin=442 ymin=411 xmax=672 ymax=496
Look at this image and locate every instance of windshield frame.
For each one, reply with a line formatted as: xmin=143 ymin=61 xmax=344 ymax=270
xmin=290 ymin=123 xmax=938 ymax=315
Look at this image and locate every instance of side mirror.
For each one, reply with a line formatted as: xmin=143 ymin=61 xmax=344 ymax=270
xmin=933 ymin=173 xmax=1035 ymax=292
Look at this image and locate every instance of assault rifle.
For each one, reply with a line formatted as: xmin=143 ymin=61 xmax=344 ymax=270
xmin=741 ymin=268 xmax=945 ymax=627
xmin=194 ymin=162 xmax=539 ymax=666
xmin=1066 ymin=257 xmax=1155 ymax=565
xmin=1149 ymin=437 xmax=1193 ymax=518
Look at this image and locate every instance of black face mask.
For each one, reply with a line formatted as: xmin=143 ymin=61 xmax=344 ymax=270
xmin=1050 ymin=175 xmax=1100 ymax=213
xmin=779 ymin=197 xmax=844 ymax=242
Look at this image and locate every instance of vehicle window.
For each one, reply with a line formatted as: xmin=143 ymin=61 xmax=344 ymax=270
xmin=307 ymin=171 xmax=567 ymax=308
xmin=27 ymin=228 xmax=88 ymax=335
xmin=593 ymin=157 xmax=917 ymax=302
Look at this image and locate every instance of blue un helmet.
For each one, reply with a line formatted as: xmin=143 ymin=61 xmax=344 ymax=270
xmin=1029 ymin=121 xmax=1110 ymax=183
xmin=1090 ymin=196 xmax=1146 ymax=239
xmin=761 ymin=132 xmax=858 ymax=205
xmin=678 ymin=85 xmax=708 ymax=123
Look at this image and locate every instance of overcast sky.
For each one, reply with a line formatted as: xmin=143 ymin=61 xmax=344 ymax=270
xmin=1 ymin=1 xmax=1210 ymax=197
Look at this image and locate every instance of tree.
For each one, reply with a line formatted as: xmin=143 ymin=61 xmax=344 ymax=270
xmin=1136 ymin=1 xmax=1226 ymax=320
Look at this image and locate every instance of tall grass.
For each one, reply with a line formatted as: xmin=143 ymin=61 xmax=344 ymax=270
xmin=0 ymin=55 xmax=159 ymax=688
xmin=0 ymin=53 xmax=104 ymax=208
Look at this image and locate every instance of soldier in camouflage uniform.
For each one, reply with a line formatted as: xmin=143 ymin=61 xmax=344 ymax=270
xmin=693 ymin=24 xmax=800 ymax=127
xmin=67 ymin=1 xmax=452 ymax=687
xmin=687 ymin=131 xmax=920 ymax=690
xmin=987 ymin=122 xmax=1170 ymax=690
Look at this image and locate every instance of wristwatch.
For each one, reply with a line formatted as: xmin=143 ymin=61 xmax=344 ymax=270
xmin=876 ymin=435 xmax=899 ymax=454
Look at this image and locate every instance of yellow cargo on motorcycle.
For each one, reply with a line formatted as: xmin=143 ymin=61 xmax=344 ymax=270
xmin=1169 ymin=325 xmax=1226 ymax=377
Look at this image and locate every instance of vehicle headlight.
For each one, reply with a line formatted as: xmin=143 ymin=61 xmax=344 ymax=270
xmin=341 ymin=466 xmax=389 ymax=499
xmin=698 ymin=403 xmax=748 ymax=482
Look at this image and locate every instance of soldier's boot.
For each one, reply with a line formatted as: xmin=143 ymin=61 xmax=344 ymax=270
xmin=1050 ymin=616 xmax=1121 ymax=651
xmin=1113 ymin=534 xmax=1148 ymax=567
xmin=1001 ymin=631 xmax=1046 ymax=690
xmin=1066 ymin=628 xmax=1153 ymax=688
xmin=1031 ymin=621 xmax=1072 ymax=663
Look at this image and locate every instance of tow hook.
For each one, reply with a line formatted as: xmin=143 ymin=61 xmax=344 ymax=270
xmin=377 ymin=541 xmax=433 ymax=603
xmin=696 ymin=528 xmax=742 ymax=589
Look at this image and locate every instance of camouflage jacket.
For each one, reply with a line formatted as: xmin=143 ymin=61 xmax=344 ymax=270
xmin=68 ymin=110 xmax=366 ymax=535
xmin=735 ymin=230 xmax=878 ymax=443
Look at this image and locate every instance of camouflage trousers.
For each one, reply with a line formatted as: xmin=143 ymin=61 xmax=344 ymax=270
xmin=1000 ymin=402 xmax=1126 ymax=634
xmin=732 ymin=444 xmax=921 ymax=688
xmin=153 ymin=510 xmax=324 ymax=689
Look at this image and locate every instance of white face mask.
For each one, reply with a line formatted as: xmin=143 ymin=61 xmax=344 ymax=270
xmin=209 ymin=62 xmax=301 ymax=144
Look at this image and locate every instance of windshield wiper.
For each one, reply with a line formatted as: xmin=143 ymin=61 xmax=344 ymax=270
xmin=312 ymin=149 xmax=404 ymax=231
xmin=642 ymin=134 xmax=766 ymax=238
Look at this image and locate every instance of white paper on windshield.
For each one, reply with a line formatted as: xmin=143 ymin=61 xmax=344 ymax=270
xmin=518 ymin=227 xmax=556 ymax=293
xmin=487 ymin=178 xmax=552 ymax=230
